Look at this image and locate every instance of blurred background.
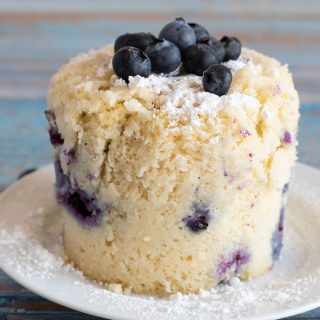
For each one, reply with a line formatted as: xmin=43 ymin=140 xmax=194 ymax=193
xmin=0 ymin=0 xmax=319 ymax=189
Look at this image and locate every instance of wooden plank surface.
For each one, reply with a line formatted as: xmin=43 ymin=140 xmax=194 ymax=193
xmin=0 ymin=1 xmax=319 ymax=319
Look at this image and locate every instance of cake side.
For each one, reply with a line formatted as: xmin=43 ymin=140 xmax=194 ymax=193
xmin=47 ymin=44 xmax=299 ymax=295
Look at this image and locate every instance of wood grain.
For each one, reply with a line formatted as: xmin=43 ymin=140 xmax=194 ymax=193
xmin=0 ymin=0 xmax=319 ymax=319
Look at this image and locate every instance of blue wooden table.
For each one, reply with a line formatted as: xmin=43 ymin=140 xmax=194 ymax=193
xmin=0 ymin=1 xmax=319 ymax=319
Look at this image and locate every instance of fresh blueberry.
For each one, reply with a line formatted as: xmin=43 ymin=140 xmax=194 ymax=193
xmin=54 ymin=160 xmax=109 ymax=227
xmin=17 ymin=168 xmax=37 ymax=180
xmin=114 ymin=32 xmax=157 ymax=52
xmin=112 ymin=46 xmax=151 ymax=82
xmin=202 ymin=64 xmax=232 ymax=96
xmin=220 ymin=36 xmax=242 ymax=61
xmin=44 ymin=110 xmax=64 ymax=146
xmin=145 ymin=39 xmax=181 ymax=74
xmin=159 ymin=17 xmax=196 ymax=51
xmin=272 ymin=207 xmax=285 ymax=261
xmin=218 ymin=249 xmax=250 ymax=280
xmin=182 ymin=202 xmax=211 ymax=232
xmin=199 ymin=36 xmax=225 ymax=62
xmin=182 ymin=43 xmax=219 ymax=75
xmin=188 ymin=22 xmax=210 ymax=42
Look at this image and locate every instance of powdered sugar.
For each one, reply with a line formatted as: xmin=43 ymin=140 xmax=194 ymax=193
xmin=222 ymin=56 xmax=249 ymax=72
xmin=105 ymin=54 xmax=259 ymax=128
xmin=0 ymin=229 xmax=64 ymax=280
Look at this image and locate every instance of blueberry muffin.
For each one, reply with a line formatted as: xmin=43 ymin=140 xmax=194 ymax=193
xmin=46 ymin=19 xmax=299 ymax=295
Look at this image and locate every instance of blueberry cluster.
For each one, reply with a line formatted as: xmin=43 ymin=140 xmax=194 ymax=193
xmin=112 ymin=18 xmax=242 ymax=96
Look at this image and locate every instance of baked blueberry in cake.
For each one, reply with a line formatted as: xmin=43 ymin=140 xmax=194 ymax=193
xmin=46 ymin=17 xmax=299 ymax=295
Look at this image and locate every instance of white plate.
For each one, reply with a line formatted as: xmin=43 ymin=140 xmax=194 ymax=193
xmin=0 ymin=163 xmax=320 ymax=320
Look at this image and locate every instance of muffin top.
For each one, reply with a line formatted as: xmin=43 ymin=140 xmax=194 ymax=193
xmin=48 ymin=44 xmax=298 ymax=148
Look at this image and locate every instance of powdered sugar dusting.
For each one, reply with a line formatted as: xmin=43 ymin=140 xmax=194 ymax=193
xmin=105 ymin=54 xmax=259 ymax=129
xmin=222 ymin=55 xmax=250 ymax=72
xmin=0 ymin=229 xmax=65 ymax=280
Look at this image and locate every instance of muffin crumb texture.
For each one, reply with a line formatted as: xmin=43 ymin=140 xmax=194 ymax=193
xmin=47 ymin=44 xmax=299 ymax=295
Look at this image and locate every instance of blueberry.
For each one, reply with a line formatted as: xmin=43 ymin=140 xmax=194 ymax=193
xmin=54 ymin=160 xmax=108 ymax=227
xmin=145 ymin=39 xmax=181 ymax=74
xmin=159 ymin=18 xmax=196 ymax=51
xmin=272 ymin=207 xmax=285 ymax=261
xmin=182 ymin=202 xmax=211 ymax=232
xmin=112 ymin=46 xmax=151 ymax=82
xmin=220 ymin=36 xmax=242 ymax=61
xmin=182 ymin=44 xmax=218 ymax=76
xmin=199 ymin=36 xmax=225 ymax=62
xmin=218 ymin=249 xmax=250 ymax=280
xmin=65 ymin=190 xmax=102 ymax=226
xmin=114 ymin=32 xmax=157 ymax=52
xmin=44 ymin=110 xmax=64 ymax=147
xmin=188 ymin=22 xmax=210 ymax=42
xmin=283 ymin=131 xmax=292 ymax=144
xmin=17 ymin=168 xmax=37 ymax=180
xmin=202 ymin=64 xmax=232 ymax=96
